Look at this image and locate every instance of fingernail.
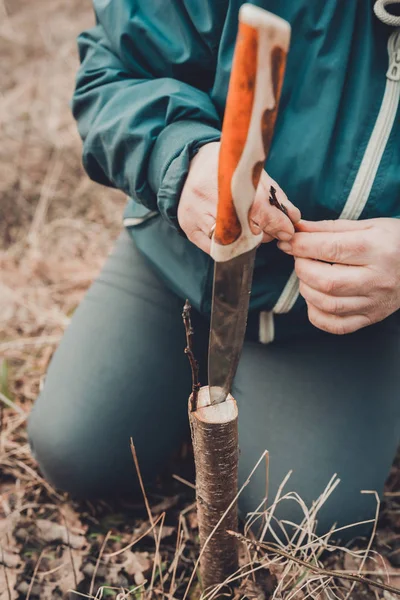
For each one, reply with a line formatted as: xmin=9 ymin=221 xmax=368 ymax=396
xmin=278 ymin=241 xmax=292 ymax=253
xmin=277 ymin=231 xmax=293 ymax=242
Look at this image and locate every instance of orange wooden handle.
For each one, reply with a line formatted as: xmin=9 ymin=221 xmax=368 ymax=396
xmin=216 ymin=21 xmax=258 ymax=246
xmin=215 ymin=6 xmax=290 ymax=252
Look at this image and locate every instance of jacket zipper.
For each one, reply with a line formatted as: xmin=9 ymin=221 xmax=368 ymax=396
xmin=270 ymin=29 xmax=400 ymax=320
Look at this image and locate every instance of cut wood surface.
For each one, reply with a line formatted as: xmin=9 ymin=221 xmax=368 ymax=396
xmin=189 ymin=386 xmax=239 ymax=592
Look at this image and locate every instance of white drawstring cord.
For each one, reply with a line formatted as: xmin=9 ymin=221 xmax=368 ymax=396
xmin=374 ymin=0 xmax=400 ymax=26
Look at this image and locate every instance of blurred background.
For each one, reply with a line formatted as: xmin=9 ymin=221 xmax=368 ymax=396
xmin=0 ymin=0 xmax=125 ymax=367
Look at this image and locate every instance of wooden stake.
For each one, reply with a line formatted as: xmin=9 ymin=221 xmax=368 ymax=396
xmin=189 ymin=386 xmax=239 ymax=591
xmin=182 ymin=301 xmax=239 ymax=591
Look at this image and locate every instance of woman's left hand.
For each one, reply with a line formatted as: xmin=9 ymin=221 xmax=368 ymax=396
xmin=278 ymin=217 xmax=400 ymax=335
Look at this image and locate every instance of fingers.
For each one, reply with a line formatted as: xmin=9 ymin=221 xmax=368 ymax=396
xmin=249 ymin=219 xmax=274 ymax=242
xmin=306 ymin=303 xmax=371 ymax=335
xmin=178 ymin=207 xmax=216 ymax=254
xmin=178 ymin=142 xmax=220 ymax=254
xmin=249 ymin=171 xmax=301 ymax=242
xmin=179 ymin=142 xmax=298 ymax=254
xmin=185 ymin=211 xmax=215 ymax=255
xmin=278 ymin=230 xmax=374 ymax=265
xmin=278 ymin=217 xmax=400 ymax=335
xmin=294 ymin=258 xmax=370 ymax=296
xmin=261 ymin=231 xmax=274 ymax=243
xmin=299 ymin=281 xmax=371 ymax=316
xmin=189 ymin=231 xmax=211 ymax=254
xmin=268 ymin=178 xmax=301 ymax=225
xmin=296 ymin=259 xmax=374 ymax=335
xmin=296 ymin=219 xmax=373 ymax=233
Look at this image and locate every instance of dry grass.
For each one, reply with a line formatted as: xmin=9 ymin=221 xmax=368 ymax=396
xmin=0 ymin=0 xmax=399 ymax=598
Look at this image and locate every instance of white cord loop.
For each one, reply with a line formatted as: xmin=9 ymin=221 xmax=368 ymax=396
xmin=374 ymin=0 xmax=400 ymax=27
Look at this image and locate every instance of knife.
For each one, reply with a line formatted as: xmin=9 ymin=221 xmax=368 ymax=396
xmin=208 ymin=4 xmax=291 ymax=405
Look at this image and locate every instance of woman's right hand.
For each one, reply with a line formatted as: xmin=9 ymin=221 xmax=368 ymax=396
xmin=177 ymin=141 xmax=301 ymax=254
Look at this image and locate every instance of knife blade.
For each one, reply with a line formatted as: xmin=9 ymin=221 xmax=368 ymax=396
xmin=208 ymin=4 xmax=291 ymax=405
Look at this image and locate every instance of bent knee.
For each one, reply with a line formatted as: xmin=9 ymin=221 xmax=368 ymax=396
xmin=27 ymin=396 xmax=130 ymax=498
xmin=28 ymin=403 xmax=92 ymax=497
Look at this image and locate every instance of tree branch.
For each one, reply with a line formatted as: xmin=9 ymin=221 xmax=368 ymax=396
xmin=182 ymin=300 xmax=200 ymax=411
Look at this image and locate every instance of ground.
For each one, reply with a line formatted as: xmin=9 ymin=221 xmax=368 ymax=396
xmin=0 ymin=1 xmax=399 ymax=598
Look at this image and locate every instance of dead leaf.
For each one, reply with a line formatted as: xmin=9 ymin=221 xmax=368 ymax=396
xmin=82 ymin=560 xmax=108 ymax=579
xmin=150 ymin=496 xmax=179 ymax=514
xmin=0 ymin=566 xmax=18 ymax=600
xmin=343 ymin=550 xmax=362 ymax=573
xmin=98 ymin=551 xmax=152 ymax=590
xmin=121 ymin=552 xmax=151 ymax=586
xmin=0 ymin=548 xmax=20 ymax=568
xmin=146 ymin=525 xmax=175 ymax=541
xmin=366 ymin=554 xmax=400 ymax=590
xmin=15 ymin=579 xmax=42 ymax=598
xmin=238 ymin=566 xmax=278 ymax=600
xmin=45 ymin=546 xmax=85 ymax=598
xmin=59 ymin=504 xmax=87 ymax=535
xmin=36 ymin=519 xmax=86 ymax=549
xmin=238 ymin=578 xmax=267 ymax=600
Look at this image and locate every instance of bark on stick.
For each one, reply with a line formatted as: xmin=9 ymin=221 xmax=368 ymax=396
xmin=189 ymin=386 xmax=239 ymax=591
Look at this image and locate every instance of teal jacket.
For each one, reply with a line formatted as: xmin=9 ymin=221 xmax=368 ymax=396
xmin=72 ymin=1 xmax=400 ymax=342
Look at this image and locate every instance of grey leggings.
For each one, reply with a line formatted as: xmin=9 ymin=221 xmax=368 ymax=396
xmin=28 ymin=231 xmax=399 ymax=539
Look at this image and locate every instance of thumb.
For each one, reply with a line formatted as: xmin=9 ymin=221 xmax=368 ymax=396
xmin=296 ymin=218 xmax=372 ymax=233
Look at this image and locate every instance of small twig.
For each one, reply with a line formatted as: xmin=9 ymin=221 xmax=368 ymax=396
xmin=15 ymin=459 xmax=63 ymax=500
xmin=169 ymin=517 xmax=184 ymax=597
xmin=172 ymin=473 xmax=196 ymax=490
xmin=130 ymin=439 xmax=164 ymax=593
xmin=0 ymin=405 xmax=3 ymax=454
xmin=149 ymin=512 xmax=166 ymax=594
xmin=0 ymin=390 xmax=28 ymax=418
xmin=89 ymin=530 xmax=111 ymax=597
xmin=182 ymin=300 xmax=200 ymax=411
xmin=269 ymin=185 xmax=288 ymax=217
xmin=228 ymin=531 xmax=400 ymax=597
xmin=1 ymin=551 xmax=11 ymax=600
xmin=28 ymin=149 xmax=63 ymax=246
xmin=61 ymin=511 xmax=78 ymax=589
xmin=130 ymin=440 xmax=155 ymax=529
xmin=0 ymin=335 xmax=62 ymax=353
xmin=37 ymin=562 xmax=67 ymax=578
xmin=26 ymin=549 xmax=46 ymax=600
xmin=104 ymin=513 xmax=164 ymax=558
xmin=344 ymin=490 xmax=380 ymax=600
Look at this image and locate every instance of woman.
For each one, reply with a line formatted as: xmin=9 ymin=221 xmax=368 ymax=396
xmin=28 ymin=0 xmax=400 ymax=539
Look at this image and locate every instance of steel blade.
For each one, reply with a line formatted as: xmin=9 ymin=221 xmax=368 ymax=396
xmin=208 ymin=248 xmax=257 ymax=405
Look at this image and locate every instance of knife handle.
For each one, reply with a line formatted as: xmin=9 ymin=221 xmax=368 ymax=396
xmin=212 ymin=5 xmax=291 ymax=262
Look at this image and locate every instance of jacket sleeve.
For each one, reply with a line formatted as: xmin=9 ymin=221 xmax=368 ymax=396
xmin=72 ymin=0 xmax=224 ymax=228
